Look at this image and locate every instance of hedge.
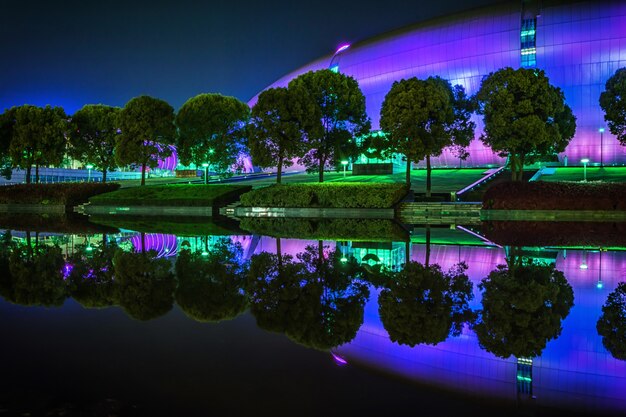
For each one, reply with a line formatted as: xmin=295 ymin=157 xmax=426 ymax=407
xmin=483 ymin=181 xmax=626 ymax=211
xmin=240 ymin=183 xmax=408 ymax=209
xmin=0 ymin=183 xmax=120 ymax=206
xmin=89 ymin=184 xmax=251 ymax=207
xmin=239 ymin=218 xmax=409 ymax=242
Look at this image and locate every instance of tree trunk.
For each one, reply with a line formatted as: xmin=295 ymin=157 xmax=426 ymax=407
xmin=276 ymin=237 xmax=282 ymax=268
xmin=102 ymin=233 xmax=107 ymax=249
xmin=35 ymin=164 xmax=39 ymax=184
xmin=519 ymin=154 xmax=525 ymax=181
xmin=318 ymin=157 xmax=325 ymax=183
xmin=405 ymin=157 xmax=411 ymax=187
xmin=102 ymin=169 xmax=107 ymax=183
xmin=425 ymin=225 xmax=431 ymax=268
xmin=141 ymin=232 xmax=146 ymax=254
xmin=277 ymin=155 xmax=283 ymax=184
xmin=426 ymin=155 xmax=432 ymax=198
xmin=141 ymin=163 xmax=146 ymax=186
xmin=510 ymin=155 xmax=519 ymax=182
xmin=26 ymin=165 xmax=32 ymax=184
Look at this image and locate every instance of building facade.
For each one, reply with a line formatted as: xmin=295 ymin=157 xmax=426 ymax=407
xmin=250 ymin=0 xmax=626 ymax=168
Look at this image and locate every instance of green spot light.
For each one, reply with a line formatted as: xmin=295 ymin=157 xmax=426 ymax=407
xmin=340 ymin=257 xmax=348 ymax=263
xmin=208 ymin=149 xmax=215 ymax=154
xmin=86 ymin=246 xmax=93 ymax=252
xmin=86 ymin=164 xmax=94 ymax=169
xmin=341 ymin=160 xmax=349 ymax=165
xmin=202 ymin=163 xmax=209 ymax=168
xmin=581 ymin=158 xmax=589 ymax=164
xmin=201 ymin=251 xmax=209 ymax=257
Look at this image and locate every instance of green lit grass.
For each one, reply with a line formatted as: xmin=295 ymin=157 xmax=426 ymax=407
xmin=538 ymin=167 xmax=626 ymax=183
xmin=88 ymin=184 xmax=250 ymax=206
xmin=241 ymin=168 xmax=487 ymax=193
xmin=89 ymin=216 xmax=236 ymax=235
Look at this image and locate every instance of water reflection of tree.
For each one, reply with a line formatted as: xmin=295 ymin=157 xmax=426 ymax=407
xmin=175 ymin=239 xmax=248 ymax=323
xmin=67 ymin=235 xmax=117 ymax=309
xmin=247 ymin=242 xmax=369 ymax=350
xmin=378 ymin=261 xmax=474 ymax=347
xmin=113 ymin=249 xmax=176 ymax=321
xmin=0 ymin=232 xmax=67 ymax=307
xmin=597 ymin=282 xmax=626 ymax=361
xmin=474 ymin=252 xmax=574 ymax=358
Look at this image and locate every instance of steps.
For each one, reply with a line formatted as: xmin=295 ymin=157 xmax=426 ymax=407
xmin=397 ymin=202 xmax=482 ymax=225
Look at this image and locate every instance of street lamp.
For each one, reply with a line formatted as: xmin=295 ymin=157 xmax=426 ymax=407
xmin=580 ymin=158 xmax=589 ymax=181
xmin=202 ymin=163 xmax=209 ymax=185
xmin=341 ymin=160 xmax=349 ymax=178
xmin=599 ymin=128 xmax=605 ymax=167
xmin=86 ymin=164 xmax=93 ymax=182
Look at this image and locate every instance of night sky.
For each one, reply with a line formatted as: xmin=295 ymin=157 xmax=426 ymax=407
xmin=1 ymin=0 xmax=503 ymax=114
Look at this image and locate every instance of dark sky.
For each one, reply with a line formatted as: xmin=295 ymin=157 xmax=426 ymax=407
xmin=1 ymin=0 xmax=502 ymax=114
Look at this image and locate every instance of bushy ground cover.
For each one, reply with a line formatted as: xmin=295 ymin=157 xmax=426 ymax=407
xmin=239 ymin=183 xmax=408 ymax=209
xmin=539 ymin=167 xmax=626 ymax=183
xmin=0 ymin=183 xmax=120 ymax=206
xmin=483 ymin=181 xmax=626 ymax=210
xmin=88 ymin=215 xmax=236 ymax=236
xmin=89 ymin=184 xmax=251 ymax=207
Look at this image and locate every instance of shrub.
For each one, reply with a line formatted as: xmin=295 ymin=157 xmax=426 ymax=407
xmin=240 ymin=183 xmax=408 ymax=209
xmin=483 ymin=181 xmax=626 ymax=211
xmin=0 ymin=183 xmax=120 ymax=207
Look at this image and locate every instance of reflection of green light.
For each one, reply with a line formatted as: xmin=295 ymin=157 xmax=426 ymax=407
xmin=86 ymin=246 xmax=93 ymax=252
xmin=201 ymin=251 xmax=209 ymax=256
xmin=516 ymin=376 xmax=532 ymax=382
xmin=208 ymin=148 xmax=215 ymax=154
xmin=340 ymin=257 xmax=348 ymax=263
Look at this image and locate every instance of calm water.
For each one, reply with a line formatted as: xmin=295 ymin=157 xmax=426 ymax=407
xmin=0 ymin=218 xmax=625 ymax=417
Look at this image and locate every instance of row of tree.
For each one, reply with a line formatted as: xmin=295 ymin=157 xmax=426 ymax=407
xmin=2 ymin=66 xmax=626 ymax=187
xmin=8 ymin=232 xmax=625 ymax=361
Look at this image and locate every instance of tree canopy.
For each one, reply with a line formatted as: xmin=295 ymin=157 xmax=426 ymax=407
xmin=117 ymin=96 xmax=176 ymax=186
xmin=380 ymin=76 xmax=475 ymax=190
xmin=474 ymin=256 xmax=574 ymax=358
xmin=476 ymin=67 xmax=576 ymax=181
xmin=248 ymin=86 xmax=313 ymax=183
xmin=378 ymin=261 xmax=474 ymax=347
xmin=596 ymin=282 xmax=626 ymax=361
xmin=175 ymin=239 xmax=248 ymax=323
xmin=69 ymin=104 xmax=121 ymax=183
xmin=8 ymin=105 xmax=67 ymax=183
xmin=599 ymin=67 xmax=626 ymax=146
xmin=0 ymin=109 xmax=15 ymax=179
xmin=176 ymin=93 xmax=249 ymax=176
xmin=288 ymin=70 xmax=370 ymax=182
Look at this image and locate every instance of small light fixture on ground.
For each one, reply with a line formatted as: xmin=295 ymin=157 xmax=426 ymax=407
xmin=580 ymin=158 xmax=589 ymax=181
xmin=86 ymin=164 xmax=93 ymax=182
xmin=341 ymin=160 xmax=349 ymax=178
xmin=202 ymin=163 xmax=210 ymax=184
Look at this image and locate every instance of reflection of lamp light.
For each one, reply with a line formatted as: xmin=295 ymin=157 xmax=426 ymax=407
xmin=580 ymin=158 xmax=589 ymax=181
xmin=330 ymin=351 xmax=348 ymax=366
xmin=580 ymin=249 xmax=587 ymax=269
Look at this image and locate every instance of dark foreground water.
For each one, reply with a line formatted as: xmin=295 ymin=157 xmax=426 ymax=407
xmin=0 ymin=219 xmax=625 ymax=417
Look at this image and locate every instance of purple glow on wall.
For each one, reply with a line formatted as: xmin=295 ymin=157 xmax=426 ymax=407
xmin=156 ymin=145 xmax=178 ymax=171
xmin=251 ymin=1 xmax=626 ymax=167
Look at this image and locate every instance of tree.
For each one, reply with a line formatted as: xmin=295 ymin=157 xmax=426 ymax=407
xmin=378 ymin=262 xmax=474 ymax=347
xmin=113 ymin=249 xmax=176 ymax=321
xmin=288 ymin=69 xmax=370 ymax=182
xmin=247 ymin=244 xmax=369 ymax=350
xmin=176 ymin=93 xmax=249 ymax=177
xmin=9 ymin=105 xmax=67 ymax=183
xmin=474 ymin=255 xmax=574 ymax=358
xmin=69 ymin=104 xmax=121 ymax=183
xmin=0 ymin=108 xmax=15 ymax=179
xmin=248 ymin=86 xmax=312 ymax=183
xmin=600 ymin=67 xmax=626 ymax=146
xmin=476 ymin=67 xmax=576 ymax=181
xmin=175 ymin=239 xmax=248 ymax=323
xmin=67 ymin=238 xmax=117 ymax=309
xmin=596 ymin=282 xmax=626 ymax=361
xmin=380 ymin=77 xmax=474 ymax=192
xmin=117 ymin=96 xmax=176 ymax=186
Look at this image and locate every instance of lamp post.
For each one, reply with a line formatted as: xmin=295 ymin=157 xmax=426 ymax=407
xmin=341 ymin=160 xmax=349 ymax=178
xmin=202 ymin=163 xmax=209 ymax=185
xmin=599 ymin=128 xmax=605 ymax=167
xmin=86 ymin=164 xmax=93 ymax=182
xmin=580 ymin=158 xmax=589 ymax=181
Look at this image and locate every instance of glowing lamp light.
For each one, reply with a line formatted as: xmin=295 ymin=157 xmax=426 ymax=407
xmin=86 ymin=164 xmax=94 ymax=169
xmin=335 ymin=44 xmax=350 ymax=54
xmin=201 ymin=251 xmax=209 ymax=257
xmin=581 ymin=158 xmax=589 ymax=163
xmin=340 ymin=256 xmax=348 ymax=263
xmin=579 ymin=263 xmax=588 ymax=270
xmin=202 ymin=163 xmax=209 ymax=167
xmin=580 ymin=158 xmax=589 ymax=181
xmin=341 ymin=160 xmax=349 ymax=178
xmin=599 ymin=128 xmax=605 ymax=133
xmin=597 ymin=281 xmax=603 ymax=289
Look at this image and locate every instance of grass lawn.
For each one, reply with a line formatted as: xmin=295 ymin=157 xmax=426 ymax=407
xmin=89 ymin=216 xmax=236 ymax=235
xmin=88 ymin=184 xmax=250 ymax=206
xmin=240 ymin=168 xmax=488 ymax=193
xmin=538 ymin=167 xmax=626 ymax=183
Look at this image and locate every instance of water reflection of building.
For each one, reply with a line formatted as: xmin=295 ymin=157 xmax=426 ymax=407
xmin=334 ymin=243 xmax=626 ymax=416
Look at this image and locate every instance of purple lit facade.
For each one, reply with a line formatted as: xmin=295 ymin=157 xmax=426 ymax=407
xmin=251 ymin=0 xmax=626 ymax=167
